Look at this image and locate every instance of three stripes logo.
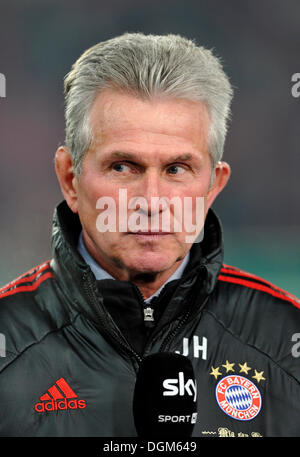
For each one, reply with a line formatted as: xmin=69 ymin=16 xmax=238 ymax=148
xmin=0 ymin=261 xmax=54 ymax=300
xmin=34 ymin=377 xmax=86 ymax=413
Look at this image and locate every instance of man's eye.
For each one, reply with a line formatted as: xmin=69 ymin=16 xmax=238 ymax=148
xmin=112 ymin=163 xmax=131 ymax=173
xmin=167 ymin=165 xmax=186 ymax=175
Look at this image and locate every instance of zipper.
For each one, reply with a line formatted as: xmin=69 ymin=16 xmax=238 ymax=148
xmin=158 ymin=266 xmax=209 ymax=353
xmin=159 ymin=309 xmax=192 ymax=353
xmin=83 ymin=273 xmax=142 ymax=365
xmin=133 ymin=284 xmax=156 ymax=329
xmin=144 ymin=306 xmax=155 ymax=326
xmin=83 ymin=265 xmax=207 ymax=364
xmin=158 ymin=295 xmax=209 ymax=353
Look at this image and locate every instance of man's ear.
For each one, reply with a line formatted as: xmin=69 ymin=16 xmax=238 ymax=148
xmin=206 ymin=161 xmax=231 ymax=211
xmin=55 ymin=146 xmax=79 ymax=213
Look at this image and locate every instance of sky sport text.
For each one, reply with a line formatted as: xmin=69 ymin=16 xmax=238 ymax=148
xmin=162 ymin=371 xmax=197 ymax=402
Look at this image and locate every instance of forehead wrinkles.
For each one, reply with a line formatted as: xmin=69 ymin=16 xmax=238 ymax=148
xmin=88 ymin=90 xmax=210 ymax=153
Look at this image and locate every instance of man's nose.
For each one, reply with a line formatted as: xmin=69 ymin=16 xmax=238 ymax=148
xmin=134 ymin=170 xmax=165 ymax=217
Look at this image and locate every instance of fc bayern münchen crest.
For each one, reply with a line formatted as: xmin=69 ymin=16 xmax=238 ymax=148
xmin=215 ymin=375 xmax=262 ymax=421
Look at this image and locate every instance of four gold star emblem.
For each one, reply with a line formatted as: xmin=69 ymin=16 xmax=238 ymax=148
xmin=209 ymin=361 xmax=266 ymax=383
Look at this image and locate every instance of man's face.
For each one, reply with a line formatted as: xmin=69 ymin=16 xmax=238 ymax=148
xmin=61 ymin=89 xmax=228 ymax=280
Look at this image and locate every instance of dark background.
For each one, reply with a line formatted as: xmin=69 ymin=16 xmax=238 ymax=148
xmin=0 ymin=0 xmax=299 ymax=295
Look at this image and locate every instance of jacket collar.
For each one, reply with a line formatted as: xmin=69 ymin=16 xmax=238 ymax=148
xmin=77 ymin=230 xmax=191 ymax=303
xmin=51 ymin=200 xmax=224 ymax=323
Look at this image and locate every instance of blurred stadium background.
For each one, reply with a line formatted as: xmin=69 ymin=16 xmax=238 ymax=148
xmin=0 ymin=0 xmax=299 ymax=296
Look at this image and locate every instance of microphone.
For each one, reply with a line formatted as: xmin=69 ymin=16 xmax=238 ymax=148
xmin=133 ymin=352 xmax=198 ymax=438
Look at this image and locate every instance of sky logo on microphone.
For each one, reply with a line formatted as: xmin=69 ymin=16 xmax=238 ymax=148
xmin=163 ymin=371 xmax=197 ymax=402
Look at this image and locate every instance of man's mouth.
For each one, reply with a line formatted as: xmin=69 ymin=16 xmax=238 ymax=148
xmin=127 ymin=231 xmax=171 ymax=240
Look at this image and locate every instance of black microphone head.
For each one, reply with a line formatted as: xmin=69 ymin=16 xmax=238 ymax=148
xmin=133 ymin=352 xmax=198 ymax=438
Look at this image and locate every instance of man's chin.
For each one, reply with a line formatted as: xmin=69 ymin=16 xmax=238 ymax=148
xmin=124 ymin=253 xmax=176 ymax=277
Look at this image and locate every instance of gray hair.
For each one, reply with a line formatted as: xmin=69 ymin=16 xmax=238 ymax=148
xmin=64 ymin=32 xmax=233 ymax=176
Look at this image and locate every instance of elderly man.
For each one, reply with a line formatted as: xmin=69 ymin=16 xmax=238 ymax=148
xmin=0 ymin=33 xmax=299 ymax=437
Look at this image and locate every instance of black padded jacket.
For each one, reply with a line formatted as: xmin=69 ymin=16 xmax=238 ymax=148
xmin=0 ymin=200 xmax=300 ymax=437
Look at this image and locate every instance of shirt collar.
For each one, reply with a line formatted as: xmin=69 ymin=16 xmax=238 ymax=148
xmin=77 ymin=231 xmax=190 ymax=303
